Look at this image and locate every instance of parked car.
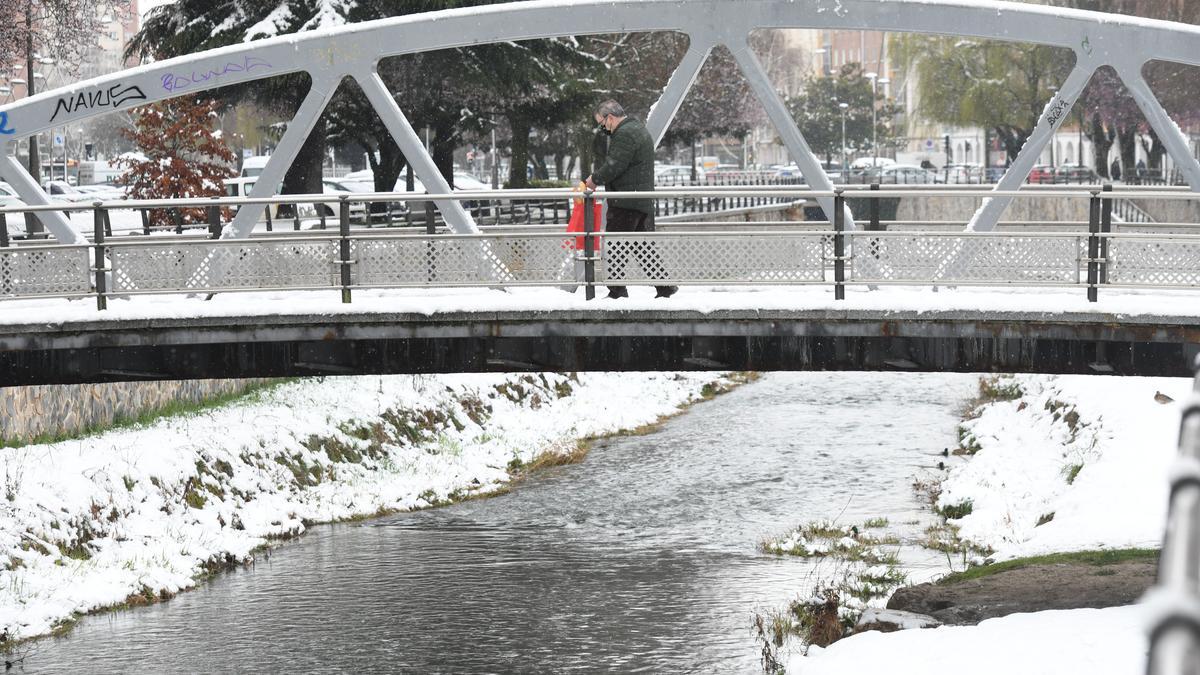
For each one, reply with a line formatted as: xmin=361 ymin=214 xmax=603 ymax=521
xmin=850 ymin=157 xmax=896 ymax=171
xmin=772 ymin=162 xmax=842 ymax=182
xmin=74 ymin=184 xmax=127 ymax=200
xmin=654 ymin=164 xmax=705 ymax=184
xmin=42 ymin=180 xmax=93 ymax=202
xmin=224 ymin=177 xmax=368 ymax=225
xmin=0 ymin=182 xmax=27 ymax=238
xmin=1028 ymin=164 xmax=1057 ymax=184
xmin=943 ymin=163 xmax=984 ymax=184
xmin=878 ymin=164 xmax=942 ymax=184
xmin=240 ymin=155 xmax=270 ymax=178
xmin=1055 ymin=163 xmax=1097 ymax=184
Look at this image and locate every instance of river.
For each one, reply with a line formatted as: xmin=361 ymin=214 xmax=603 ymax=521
xmin=21 ymin=372 xmax=978 ymax=673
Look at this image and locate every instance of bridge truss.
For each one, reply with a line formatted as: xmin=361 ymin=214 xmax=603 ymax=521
xmin=2 ymin=0 xmax=1200 ymax=248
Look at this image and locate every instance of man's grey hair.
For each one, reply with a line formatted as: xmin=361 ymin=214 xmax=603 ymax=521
xmin=595 ymin=100 xmax=625 ymax=118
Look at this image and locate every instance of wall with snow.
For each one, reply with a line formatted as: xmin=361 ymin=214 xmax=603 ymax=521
xmin=0 ymin=379 xmax=273 ymax=444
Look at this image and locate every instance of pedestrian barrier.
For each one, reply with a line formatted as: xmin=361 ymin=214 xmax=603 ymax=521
xmin=1146 ymin=356 xmax=1200 ymax=675
xmin=3 ymin=186 xmax=1200 ymax=310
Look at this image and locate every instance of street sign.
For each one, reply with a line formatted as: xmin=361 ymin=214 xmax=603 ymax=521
xmin=53 ymin=134 xmax=64 ymax=147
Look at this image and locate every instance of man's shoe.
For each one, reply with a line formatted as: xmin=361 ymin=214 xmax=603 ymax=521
xmin=655 ymin=285 xmax=678 ymax=298
xmin=606 ymin=288 xmax=629 ymax=299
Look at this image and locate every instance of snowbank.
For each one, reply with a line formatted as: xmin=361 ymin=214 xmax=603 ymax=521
xmin=0 ymin=371 xmax=734 ymax=643
xmin=939 ymin=374 xmax=1190 ymax=559
xmin=799 ymin=604 xmax=1148 ymax=675
xmin=792 ymin=373 xmax=1189 ymax=673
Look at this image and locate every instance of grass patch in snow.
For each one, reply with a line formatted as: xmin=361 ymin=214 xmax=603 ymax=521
xmin=936 ymin=548 xmax=1158 ymax=586
xmin=936 ymin=499 xmax=973 ymax=520
xmin=0 ymin=379 xmax=295 ymax=449
xmin=761 ymin=521 xmax=900 ymax=565
xmin=922 ymin=522 xmax=993 ymax=558
xmin=1064 ymin=462 xmax=1084 ymax=484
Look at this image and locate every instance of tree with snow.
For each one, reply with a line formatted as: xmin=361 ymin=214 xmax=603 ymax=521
xmin=891 ymin=34 xmax=1070 ymax=165
xmin=116 ymin=99 xmax=236 ymax=228
xmin=0 ymin=0 xmax=133 ymax=178
xmin=786 ymin=63 xmax=902 ymax=166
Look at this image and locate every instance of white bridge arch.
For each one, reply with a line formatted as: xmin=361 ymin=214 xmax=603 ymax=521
xmin=2 ymin=0 xmax=1200 ymax=245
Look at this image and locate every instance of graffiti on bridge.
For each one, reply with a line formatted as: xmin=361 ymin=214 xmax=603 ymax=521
xmin=50 ymin=84 xmax=147 ymax=122
xmin=161 ymin=56 xmax=273 ymax=93
xmin=0 ymin=112 xmax=13 ymax=135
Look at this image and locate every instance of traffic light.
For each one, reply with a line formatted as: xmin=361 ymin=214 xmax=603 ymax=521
xmin=944 ymin=134 xmax=951 ymax=160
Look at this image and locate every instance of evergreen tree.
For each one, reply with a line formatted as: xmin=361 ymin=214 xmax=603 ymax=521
xmin=786 ymin=63 xmax=901 ymax=165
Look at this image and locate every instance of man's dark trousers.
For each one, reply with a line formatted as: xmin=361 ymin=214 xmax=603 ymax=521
xmin=605 ymin=205 xmax=671 ymax=296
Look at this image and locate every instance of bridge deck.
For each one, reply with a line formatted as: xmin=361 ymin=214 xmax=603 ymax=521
xmin=1 ymin=286 xmax=1197 ymax=384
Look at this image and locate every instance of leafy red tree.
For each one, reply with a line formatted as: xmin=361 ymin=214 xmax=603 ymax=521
xmin=116 ymin=99 xmax=236 ymax=228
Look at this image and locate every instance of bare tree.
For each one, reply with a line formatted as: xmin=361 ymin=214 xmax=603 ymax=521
xmin=0 ymin=0 xmax=133 ymax=180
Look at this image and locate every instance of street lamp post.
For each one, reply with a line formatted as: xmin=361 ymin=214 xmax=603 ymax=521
xmin=839 ymin=102 xmax=849 ymax=172
xmin=866 ymin=72 xmax=877 ymax=167
xmin=865 ymin=72 xmax=890 ymax=168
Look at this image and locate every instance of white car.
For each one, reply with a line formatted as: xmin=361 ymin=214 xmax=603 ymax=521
xmin=850 ymin=157 xmax=897 ymax=170
xmin=224 ymin=177 xmax=367 ymax=224
xmin=74 ymin=184 xmax=127 ymax=200
xmin=0 ymin=182 xmax=28 ymax=238
xmin=878 ymin=164 xmax=943 ymax=184
xmin=43 ymin=180 xmax=94 ymax=203
xmin=654 ymin=164 xmax=705 ymax=184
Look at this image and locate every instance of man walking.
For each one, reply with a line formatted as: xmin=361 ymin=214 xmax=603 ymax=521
xmin=585 ymin=100 xmax=677 ymax=299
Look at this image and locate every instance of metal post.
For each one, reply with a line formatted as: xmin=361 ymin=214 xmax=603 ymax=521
xmin=834 ymin=189 xmax=846 ymax=300
xmin=1145 ymin=357 xmax=1200 ymax=675
xmin=1087 ymin=189 xmax=1100 ymax=303
xmin=339 ymin=196 xmax=352 ymax=304
xmin=172 ymin=208 xmax=184 ymax=235
xmin=140 ymin=209 xmax=150 ymax=236
xmin=0 ymin=211 xmax=9 ymax=248
xmin=208 ymin=200 xmax=221 ymax=239
xmin=264 ymin=205 xmax=273 ymax=232
xmin=93 ymin=204 xmax=107 ymax=311
xmin=293 ymin=203 xmax=301 ymax=231
xmin=583 ymin=193 xmax=596 ymax=301
xmin=869 ymin=183 xmax=880 ymax=231
xmin=1100 ymin=183 xmax=1112 ymax=287
xmin=425 ymin=201 xmax=436 ymax=234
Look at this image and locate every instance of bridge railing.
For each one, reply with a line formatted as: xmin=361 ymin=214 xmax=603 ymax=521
xmin=3 ymin=186 xmax=1200 ymax=310
xmin=1146 ymin=356 xmax=1200 ymax=675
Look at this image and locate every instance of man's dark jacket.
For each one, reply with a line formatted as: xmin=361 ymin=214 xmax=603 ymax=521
xmin=592 ymin=117 xmax=655 ymax=215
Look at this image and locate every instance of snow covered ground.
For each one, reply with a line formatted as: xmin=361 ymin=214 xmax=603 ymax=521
xmin=792 ymin=374 xmax=1192 ymax=674
xmin=0 ymin=371 xmax=733 ymax=644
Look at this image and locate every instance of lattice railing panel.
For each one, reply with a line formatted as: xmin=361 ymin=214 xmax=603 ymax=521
xmin=355 ymin=236 xmax=576 ymax=286
xmin=1107 ymin=237 xmax=1200 ymax=286
xmin=851 ymin=234 xmax=1082 ymax=283
xmin=598 ymin=235 xmax=826 ymax=283
xmin=0 ymin=247 xmax=91 ymax=297
xmin=111 ymin=241 xmax=340 ymax=292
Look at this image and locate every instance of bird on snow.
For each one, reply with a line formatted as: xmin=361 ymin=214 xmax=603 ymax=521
xmin=1154 ymin=391 xmax=1174 ymax=404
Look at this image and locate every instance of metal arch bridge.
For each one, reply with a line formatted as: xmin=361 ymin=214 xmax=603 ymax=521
xmin=3 ymin=0 xmax=1200 ymax=246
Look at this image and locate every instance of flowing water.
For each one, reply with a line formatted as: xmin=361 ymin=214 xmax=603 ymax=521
xmin=22 ymin=372 xmax=978 ymax=674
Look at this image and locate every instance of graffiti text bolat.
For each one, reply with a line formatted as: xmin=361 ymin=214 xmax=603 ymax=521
xmin=161 ymin=56 xmax=273 ymax=93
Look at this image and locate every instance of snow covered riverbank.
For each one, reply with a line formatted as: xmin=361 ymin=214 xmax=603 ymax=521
xmin=793 ymin=373 xmax=1192 ymax=674
xmin=0 ymin=371 xmax=740 ymax=645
